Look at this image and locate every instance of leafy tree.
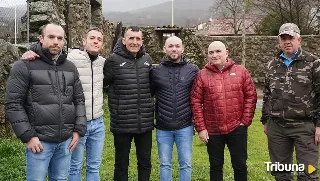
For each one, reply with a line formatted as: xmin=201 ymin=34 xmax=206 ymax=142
xmin=253 ymin=0 xmax=320 ymax=35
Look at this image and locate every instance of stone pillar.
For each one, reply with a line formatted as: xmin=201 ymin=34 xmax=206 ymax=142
xmin=90 ymin=0 xmax=103 ymax=29
xmin=0 ymin=39 xmax=21 ymax=138
xmin=21 ymin=0 xmax=66 ymax=42
xmin=68 ymin=0 xmax=91 ymax=48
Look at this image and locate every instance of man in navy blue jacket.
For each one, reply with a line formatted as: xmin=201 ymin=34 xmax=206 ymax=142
xmin=150 ymin=36 xmax=199 ymax=181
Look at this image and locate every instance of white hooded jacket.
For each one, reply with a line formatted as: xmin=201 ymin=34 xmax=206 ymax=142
xmin=68 ymin=49 xmax=105 ymax=121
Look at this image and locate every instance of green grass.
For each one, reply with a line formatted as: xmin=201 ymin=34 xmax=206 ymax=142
xmin=0 ymin=106 xmax=318 ymax=180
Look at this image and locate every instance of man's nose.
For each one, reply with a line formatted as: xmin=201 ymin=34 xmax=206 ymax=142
xmin=53 ymin=37 xmax=59 ymax=44
xmin=133 ymin=38 xmax=138 ymax=44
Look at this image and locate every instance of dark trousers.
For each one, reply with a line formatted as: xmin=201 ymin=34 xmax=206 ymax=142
xmin=267 ymin=120 xmax=319 ymax=181
xmin=206 ymin=126 xmax=248 ymax=181
xmin=113 ymin=131 xmax=152 ymax=181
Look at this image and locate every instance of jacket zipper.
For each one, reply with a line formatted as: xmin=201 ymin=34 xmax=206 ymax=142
xmin=135 ymin=58 xmax=141 ymax=132
xmin=172 ymin=68 xmax=176 ymax=126
xmin=282 ymin=64 xmax=289 ymax=122
xmin=54 ymin=61 xmax=63 ymax=142
xmin=91 ymin=61 xmax=94 ymax=120
xmin=222 ymin=71 xmax=227 ymax=132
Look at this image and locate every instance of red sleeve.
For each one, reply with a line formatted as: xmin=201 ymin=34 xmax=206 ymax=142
xmin=190 ymin=72 xmax=206 ymax=132
xmin=241 ymin=68 xmax=257 ymax=126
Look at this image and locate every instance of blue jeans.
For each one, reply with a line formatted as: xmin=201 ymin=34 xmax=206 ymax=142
xmin=69 ymin=117 xmax=105 ymax=181
xmin=26 ymin=138 xmax=72 ymax=181
xmin=156 ymin=126 xmax=193 ymax=181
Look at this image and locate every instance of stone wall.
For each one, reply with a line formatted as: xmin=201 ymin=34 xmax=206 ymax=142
xmin=0 ymin=40 xmax=22 ymax=138
xmin=140 ymin=28 xmax=206 ymax=67
xmin=21 ymin=0 xmax=115 ymax=54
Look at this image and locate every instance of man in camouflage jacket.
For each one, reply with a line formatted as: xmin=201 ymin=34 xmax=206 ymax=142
xmin=261 ymin=23 xmax=320 ymax=181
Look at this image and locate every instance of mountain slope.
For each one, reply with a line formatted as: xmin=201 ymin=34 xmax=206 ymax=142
xmin=103 ymin=0 xmax=215 ymax=27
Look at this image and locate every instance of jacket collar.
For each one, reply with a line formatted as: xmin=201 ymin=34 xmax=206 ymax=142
xmin=30 ymin=42 xmax=67 ymax=65
xmin=161 ymin=55 xmax=188 ymax=66
xmin=205 ymin=58 xmax=235 ymax=72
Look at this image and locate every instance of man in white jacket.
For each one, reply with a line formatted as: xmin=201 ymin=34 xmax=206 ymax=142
xmin=22 ymin=27 xmax=106 ymax=181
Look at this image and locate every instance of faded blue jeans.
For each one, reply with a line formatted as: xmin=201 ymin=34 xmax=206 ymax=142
xmin=68 ymin=117 xmax=105 ymax=181
xmin=25 ymin=138 xmax=72 ymax=181
xmin=156 ymin=125 xmax=193 ymax=181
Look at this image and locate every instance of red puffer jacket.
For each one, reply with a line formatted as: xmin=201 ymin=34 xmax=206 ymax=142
xmin=190 ymin=59 xmax=257 ymax=135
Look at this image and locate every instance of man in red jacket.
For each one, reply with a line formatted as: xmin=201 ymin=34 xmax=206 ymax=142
xmin=190 ymin=41 xmax=257 ymax=181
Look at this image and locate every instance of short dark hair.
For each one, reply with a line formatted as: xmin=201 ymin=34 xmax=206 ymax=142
xmin=85 ymin=27 xmax=104 ymax=37
xmin=125 ymin=26 xmax=141 ymax=33
xmin=124 ymin=26 xmax=142 ymax=37
xmin=40 ymin=23 xmax=61 ymax=36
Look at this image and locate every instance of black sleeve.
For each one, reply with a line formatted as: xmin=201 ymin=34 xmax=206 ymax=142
xmin=5 ymin=60 xmax=37 ymax=143
xmin=72 ymin=67 xmax=87 ymax=136
xmin=149 ymin=65 xmax=156 ymax=97
xmin=103 ymin=55 xmax=114 ymax=87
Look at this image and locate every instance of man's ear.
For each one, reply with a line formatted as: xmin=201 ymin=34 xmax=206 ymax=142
xmin=39 ymin=35 xmax=44 ymax=44
xmin=82 ymin=38 xmax=86 ymax=48
xmin=298 ymin=37 xmax=302 ymax=45
xmin=226 ymin=49 xmax=229 ymax=57
xmin=122 ymin=37 xmax=125 ymax=45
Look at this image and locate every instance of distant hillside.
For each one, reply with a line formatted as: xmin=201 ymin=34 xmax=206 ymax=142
xmin=101 ymin=0 xmax=171 ymax=12
xmin=103 ymin=0 xmax=216 ymax=27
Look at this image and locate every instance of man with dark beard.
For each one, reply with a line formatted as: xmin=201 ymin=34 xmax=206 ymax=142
xmin=150 ymin=36 xmax=199 ymax=181
xmin=5 ymin=23 xmax=86 ymax=180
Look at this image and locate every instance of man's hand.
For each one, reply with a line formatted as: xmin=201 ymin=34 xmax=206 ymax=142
xmin=264 ymin=124 xmax=267 ymax=134
xmin=69 ymin=132 xmax=80 ymax=152
xmin=26 ymin=137 xmax=43 ymax=153
xmin=198 ymin=129 xmax=209 ymax=143
xmin=315 ymin=127 xmax=320 ymax=145
xmin=22 ymin=50 xmax=39 ymax=60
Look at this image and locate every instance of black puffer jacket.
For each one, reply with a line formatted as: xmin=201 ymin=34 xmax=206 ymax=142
xmin=104 ymin=39 xmax=154 ymax=133
xmin=5 ymin=43 xmax=87 ymax=143
xmin=150 ymin=56 xmax=199 ymax=130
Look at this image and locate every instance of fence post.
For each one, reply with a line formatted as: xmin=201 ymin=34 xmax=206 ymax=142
xmin=26 ymin=0 xmax=29 ymax=43
xmin=65 ymin=0 xmax=70 ymax=50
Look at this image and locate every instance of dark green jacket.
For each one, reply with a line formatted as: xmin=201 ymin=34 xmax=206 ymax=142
xmin=261 ymin=48 xmax=320 ymax=127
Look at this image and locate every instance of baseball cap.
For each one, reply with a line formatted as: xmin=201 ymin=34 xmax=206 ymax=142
xmin=278 ymin=23 xmax=300 ymax=37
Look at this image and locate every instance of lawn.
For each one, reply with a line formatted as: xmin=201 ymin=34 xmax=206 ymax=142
xmin=0 ymin=106 xmax=317 ymax=180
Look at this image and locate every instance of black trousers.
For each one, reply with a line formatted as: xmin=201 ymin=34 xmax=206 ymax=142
xmin=206 ymin=125 xmax=248 ymax=181
xmin=113 ymin=131 xmax=152 ymax=181
xmin=267 ymin=120 xmax=319 ymax=181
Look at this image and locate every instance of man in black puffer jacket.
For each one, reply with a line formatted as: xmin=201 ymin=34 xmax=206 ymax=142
xmin=150 ymin=36 xmax=199 ymax=181
xmin=5 ymin=23 xmax=86 ymax=181
xmin=104 ymin=26 xmax=154 ymax=181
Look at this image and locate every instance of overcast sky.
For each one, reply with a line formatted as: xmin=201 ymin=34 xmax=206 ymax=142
xmin=0 ymin=0 xmax=26 ymax=7
xmin=0 ymin=0 xmax=171 ymax=11
xmin=102 ymin=0 xmax=171 ymax=12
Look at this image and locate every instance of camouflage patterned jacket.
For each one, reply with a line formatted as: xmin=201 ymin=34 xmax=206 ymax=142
xmin=261 ymin=48 xmax=320 ymax=127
